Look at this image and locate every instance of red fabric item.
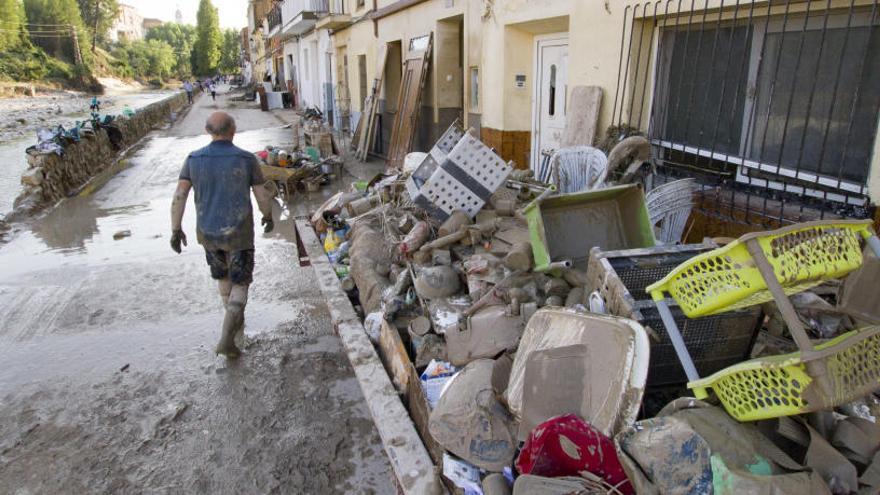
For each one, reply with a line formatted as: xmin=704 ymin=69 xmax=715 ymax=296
xmin=256 ymin=150 xmax=269 ymax=160
xmin=515 ymin=414 xmax=633 ymax=494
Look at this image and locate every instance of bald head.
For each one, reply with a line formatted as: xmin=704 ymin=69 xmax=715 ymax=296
xmin=205 ymin=112 xmax=236 ymax=140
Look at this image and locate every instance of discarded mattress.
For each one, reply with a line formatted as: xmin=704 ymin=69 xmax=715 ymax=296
xmin=429 ymin=359 xmax=518 ymax=472
xmin=504 ymin=308 xmax=649 ymax=439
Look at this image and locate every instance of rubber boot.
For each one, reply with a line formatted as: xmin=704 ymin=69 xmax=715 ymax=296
xmin=216 ymin=284 xmax=248 ymax=358
xmin=216 ymin=304 xmax=243 ymax=358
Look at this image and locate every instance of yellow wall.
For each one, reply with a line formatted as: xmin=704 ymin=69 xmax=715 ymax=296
xmin=330 ymin=17 xmax=376 ymax=116
xmin=478 ymin=0 xmax=572 ymax=131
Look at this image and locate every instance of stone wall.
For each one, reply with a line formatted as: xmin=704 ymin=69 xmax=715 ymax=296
xmin=11 ymin=92 xmax=190 ymax=218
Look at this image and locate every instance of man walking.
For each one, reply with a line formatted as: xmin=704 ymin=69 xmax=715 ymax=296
xmin=210 ymin=82 xmax=217 ymax=101
xmin=183 ymin=80 xmax=193 ymax=104
xmin=169 ymin=112 xmax=275 ymax=358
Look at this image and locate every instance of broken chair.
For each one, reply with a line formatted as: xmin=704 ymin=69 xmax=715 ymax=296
xmin=645 ymin=178 xmax=696 ymax=244
xmin=547 ymin=146 xmax=608 ymax=193
xmin=646 ymin=220 xmax=880 ymax=421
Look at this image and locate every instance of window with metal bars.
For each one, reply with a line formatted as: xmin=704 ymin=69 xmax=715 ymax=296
xmin=653 ymin=10 xmax=879 ymax=190
xmin=615 ymin=1 xmax=880 ymax=224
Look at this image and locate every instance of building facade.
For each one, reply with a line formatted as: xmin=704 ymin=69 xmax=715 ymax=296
xmin=247 ymin=0 xmax=272 ymax=84
xmin=322 ymin=0 xmax=879 ymax=235
xmin=244 ymin=0 xmax=880 ymax=233
xmin=108 ymin=3 xmax=145 ymax=42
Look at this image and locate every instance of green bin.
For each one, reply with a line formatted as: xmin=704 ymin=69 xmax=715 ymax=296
xmin=523 ymin=184 xmax=656 ymax=273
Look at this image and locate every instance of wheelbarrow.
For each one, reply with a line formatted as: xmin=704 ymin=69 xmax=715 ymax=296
xmin=260 ymin=163 xmax=312 ymax=201
xmin=646 ymin=220 xmax=880 ymax=421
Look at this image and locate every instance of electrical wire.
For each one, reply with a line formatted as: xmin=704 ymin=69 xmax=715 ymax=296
xmin=0 ymin=21 xmax=73 ymax=27
xmin=0 ymin=28 xmax=73 ymax=34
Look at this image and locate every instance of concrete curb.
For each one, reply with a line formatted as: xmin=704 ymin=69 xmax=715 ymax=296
xmin=294 ymin=218 xmax=443 ymax=495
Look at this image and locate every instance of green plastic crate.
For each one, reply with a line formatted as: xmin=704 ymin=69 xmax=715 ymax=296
xmin=523 ymin=184 xmax=656 ymax=273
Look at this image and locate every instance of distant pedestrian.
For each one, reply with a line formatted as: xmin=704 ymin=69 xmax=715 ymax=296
xmin=170 ymin=112 xmax=275 ymax=358
xmin=210 ymin=83 xmax=216 ymax=101
xmin=183 ymin=80 xmax=193 ymax=104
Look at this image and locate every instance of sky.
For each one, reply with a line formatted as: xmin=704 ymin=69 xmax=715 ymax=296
xmin=125 ymin=0 xmax=249 ymax=30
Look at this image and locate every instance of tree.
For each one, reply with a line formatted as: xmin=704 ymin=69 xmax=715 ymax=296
xmin=145 ymin=22 xmax=196 ymax=78
xmin=218 ymin=28 xmax=239 ymax=74
xmin=76 ymin=0 xmax=118 ymax=53
xmin=0 ymin=0 xmax=29 ymax=51
xmin=192 ymin=0 xmax=220 ymax=75
xmin=111 ymin=38 xmax=175 ymax=80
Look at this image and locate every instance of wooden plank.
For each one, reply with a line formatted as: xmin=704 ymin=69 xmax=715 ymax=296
xmin=379 ymin=318 xmax=413 ymax=391
xmin=294 ymin=218 xmax=443 ymax=495
xmin=560 ymin=85 xmax=603 ymax=148
xmin=377 ymin=317 xmax=445 ymax=466
xmin=404 ymin=363 xmax=446 ymax=465
xmin=356 ymin=44 xmax=389 ymax=161
xmin=387 ymin=34 xmax=433 ymax=169
xmin=361 ymin=45 xmax=389 ymax=161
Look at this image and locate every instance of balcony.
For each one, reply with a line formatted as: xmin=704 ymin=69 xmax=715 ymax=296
xmin=281 ymin=0 xmax=329 ymax=35
xmin=267 ymin=4 xmax=282 ymax=37
xmin=316 ymin=0 xmax=351 ymax=31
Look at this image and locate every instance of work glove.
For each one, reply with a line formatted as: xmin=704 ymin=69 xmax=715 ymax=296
xmin=262 ymin=216 xmax=274 ymax=234
xmin=170 ymin=229 xmax=187 ymax=253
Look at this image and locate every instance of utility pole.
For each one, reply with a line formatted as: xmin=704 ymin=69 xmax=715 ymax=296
xmin=92 ymin=0 xmax=101 ymax=54
xmin=70 ymin=25 xmax=83 ymax=66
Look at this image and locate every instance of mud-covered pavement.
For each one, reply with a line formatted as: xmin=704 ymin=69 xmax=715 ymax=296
xmin=0 ymin=89 xmax=394 ymax=493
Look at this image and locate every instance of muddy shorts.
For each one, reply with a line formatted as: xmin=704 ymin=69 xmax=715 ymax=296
xmin=204 ymin=249 xmax=255 ymax=285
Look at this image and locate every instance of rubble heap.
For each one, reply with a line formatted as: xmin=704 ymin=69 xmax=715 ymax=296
xmin=309 ymin=122 xmax=880 ymax=494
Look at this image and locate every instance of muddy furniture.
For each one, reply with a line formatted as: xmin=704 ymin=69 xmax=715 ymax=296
xmin=586 ymin=243 xmax=762 ymax=387
xmin=505 ymin=308 xmax=650 ymax=440
xmin=646 ymin=220 xmax=880 ymax=421
xmin=524 ymin=184 xmax=656 ymax=273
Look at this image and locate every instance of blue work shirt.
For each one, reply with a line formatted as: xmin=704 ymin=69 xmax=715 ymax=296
xmin=179 ymin=140 xmax=265 ymax=251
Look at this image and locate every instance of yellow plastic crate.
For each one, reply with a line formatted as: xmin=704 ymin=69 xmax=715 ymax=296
xmin=689 ymin=326 xmax=880 ymax=421
xmin=647 ymin=220 xmax=874 ymax=318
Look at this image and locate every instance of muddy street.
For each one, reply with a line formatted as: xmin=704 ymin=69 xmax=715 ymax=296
xmin=0 ymin=89 xmax=393 ymax=493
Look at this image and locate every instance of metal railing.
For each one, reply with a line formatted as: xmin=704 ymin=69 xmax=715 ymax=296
xmin=267 ymin=4 xmax=282 ymax=32
xmin=611 ymin=0 xmax=879 ymax=227
xmin=328 ymin=0 xmax=346 ymax=15
xmin=283 ymin=0 xmax=330 ymax=19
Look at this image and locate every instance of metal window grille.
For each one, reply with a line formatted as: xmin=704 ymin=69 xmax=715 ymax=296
xmin=612 ymin=0 xmax=880 ymax=227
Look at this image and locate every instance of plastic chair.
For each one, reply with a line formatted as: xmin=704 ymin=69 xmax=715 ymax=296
xmin=646 ymin=220 xmax=880 ymax=421
xmin=548 ymin=147 xmax=608 ymax=193
xmin=646 ymin=179 xmax=696 ymax=244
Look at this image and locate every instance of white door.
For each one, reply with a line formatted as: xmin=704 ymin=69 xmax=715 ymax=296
xmin=532 ymin=36 xmax=568 ymax=172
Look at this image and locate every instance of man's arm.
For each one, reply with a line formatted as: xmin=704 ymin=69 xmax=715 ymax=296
xmin=170 ymin=179 xmax=191 ymax=253
xmin=253 ymin=181 xmax=275 ymax=233
xmin=250 ymin=158 xmax=274 ymax=233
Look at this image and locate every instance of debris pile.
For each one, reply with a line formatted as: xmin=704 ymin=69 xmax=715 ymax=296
xmin=252 ymin=116 xmax=343 ymax=197
xmin=307 ymin=121 xmax=880 ymax=494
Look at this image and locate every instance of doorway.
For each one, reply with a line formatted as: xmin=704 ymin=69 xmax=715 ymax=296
xmin=531 ymin=35 xmax=568 ymax=172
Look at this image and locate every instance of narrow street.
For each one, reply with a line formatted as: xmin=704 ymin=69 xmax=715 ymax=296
xmin=0 ymin=88 xmax=394 ymax=493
